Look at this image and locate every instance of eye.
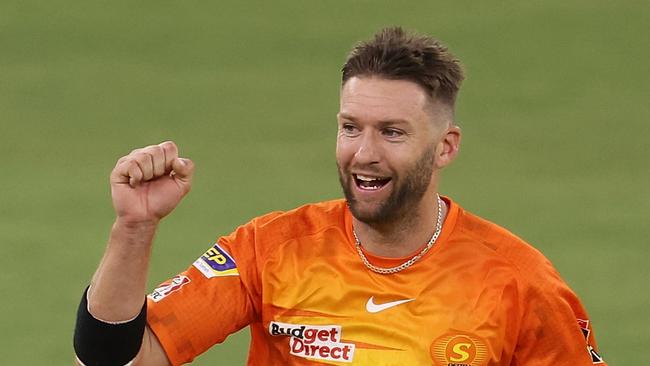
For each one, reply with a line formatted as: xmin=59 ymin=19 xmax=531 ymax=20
xmin=382 ymin=128 xmax=404 ymax=138
xmin=340 ymin=123 xmax=359 ymax=135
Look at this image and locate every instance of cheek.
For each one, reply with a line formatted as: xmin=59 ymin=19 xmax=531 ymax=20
xmin=335 ymin=139 xmax=354 ymax=166
xmin=389 ymin=150 xmax=426 ymax=176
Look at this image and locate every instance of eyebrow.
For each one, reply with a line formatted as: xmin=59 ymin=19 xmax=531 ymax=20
xmin=337 ymin=113 xmax=411 ymax=126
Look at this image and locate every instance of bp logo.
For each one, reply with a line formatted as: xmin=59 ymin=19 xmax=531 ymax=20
xmin=430 ymin=332 xmax=488 ymax=366
xmin=193 ymin=242 xmax=239 ymax=278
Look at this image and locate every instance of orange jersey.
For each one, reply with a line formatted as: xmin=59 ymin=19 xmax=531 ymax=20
xmin=147 ymin=197 xmax=606 ymax=365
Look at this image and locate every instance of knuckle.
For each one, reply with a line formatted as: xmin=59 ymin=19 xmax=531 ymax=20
xmin=144 ymin=146 xmax=164 ymax=161
xmin=162 ymin=141 xmax=178 ymax=156
xmin=127 ymin=161 xmax=141 ymax=174
xmin=134 ymin=152 xmax=153 ymax=163
xmin=161 ymin=140 xmax=176 ymax=149
xmin=116 ymin=158 xmax=134 ymax=171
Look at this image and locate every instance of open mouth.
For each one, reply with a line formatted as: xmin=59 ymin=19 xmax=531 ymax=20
xmin=354 ymin=174 xmax=392 ymax=191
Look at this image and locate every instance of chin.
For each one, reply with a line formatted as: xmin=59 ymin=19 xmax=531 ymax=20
xmin=347 ymin=200 xmax=392 ymax=224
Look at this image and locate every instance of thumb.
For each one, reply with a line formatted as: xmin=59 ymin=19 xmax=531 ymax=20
xmin=171 ymin=158 xmax=194 ymax=184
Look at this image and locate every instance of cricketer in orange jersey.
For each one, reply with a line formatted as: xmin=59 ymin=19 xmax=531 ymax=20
xmin=147 ymin=199 xmax=606 ymax=365
xmin=75 ymin=27 xmax=606 ymax=366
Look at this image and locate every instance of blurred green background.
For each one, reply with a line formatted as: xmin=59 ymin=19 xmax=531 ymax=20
xmin=1 ymin=0 xmax=648 ymax=364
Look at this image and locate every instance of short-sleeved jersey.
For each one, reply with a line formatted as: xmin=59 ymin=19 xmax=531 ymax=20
xmin=147 ymin=198 xmax=606 ymax=365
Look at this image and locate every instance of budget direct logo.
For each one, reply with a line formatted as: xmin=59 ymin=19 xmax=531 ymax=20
xmin=269 ymin=321 xmax=355 ymax=363
xmin=431 ymin=332 xmax=488 ymax=366
xmin=193 ymin=242 xmax=239 ymax=278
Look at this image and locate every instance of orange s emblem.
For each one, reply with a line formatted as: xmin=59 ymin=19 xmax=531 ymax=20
xmin=448 ymin=337 xmax=474 ymax=362
xmin=431 ymin=332 xmax=488 ymax=366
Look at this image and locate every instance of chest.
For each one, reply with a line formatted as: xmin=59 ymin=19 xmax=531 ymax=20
xmin=257 ymin=236 xmax=519 ymax=365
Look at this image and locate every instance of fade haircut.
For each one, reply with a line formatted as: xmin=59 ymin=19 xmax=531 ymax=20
xmin=342 ymin=27 xmax=464 ymax=108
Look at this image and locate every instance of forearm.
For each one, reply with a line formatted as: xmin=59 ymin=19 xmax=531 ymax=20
xmin=88 ymin=218 xmax=158 ymax=321
xmin=75 ymin=142 xmax=191 ymax=365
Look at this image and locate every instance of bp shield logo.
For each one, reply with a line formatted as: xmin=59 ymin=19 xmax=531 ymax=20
xmin=193 ymin=242 xmax=239 ymax=278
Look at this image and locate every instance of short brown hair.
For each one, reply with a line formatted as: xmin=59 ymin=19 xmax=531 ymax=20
xmin=342 ymin=27 xmax=464 ymax=107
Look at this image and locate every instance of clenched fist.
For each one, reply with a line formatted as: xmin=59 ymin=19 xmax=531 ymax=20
xmin=110 ymin=141 xmax=194 ymax=224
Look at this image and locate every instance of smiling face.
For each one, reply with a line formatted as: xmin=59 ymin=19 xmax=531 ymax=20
xmin=336 ymin=76 xmax=459 ymax=225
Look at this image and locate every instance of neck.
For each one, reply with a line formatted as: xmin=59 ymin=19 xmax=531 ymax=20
xmin=353 ymin=194 xmax=448 ymax=258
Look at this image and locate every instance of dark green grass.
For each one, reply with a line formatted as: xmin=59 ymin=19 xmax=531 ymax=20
xmin=1 ymin=0 xmax=648 ymax=364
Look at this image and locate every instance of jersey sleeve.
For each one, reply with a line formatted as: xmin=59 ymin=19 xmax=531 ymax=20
xmin=146 ymin=216 xmax=273 ymax=365
xmin=513 ymin=262 xmax=607 ymax=366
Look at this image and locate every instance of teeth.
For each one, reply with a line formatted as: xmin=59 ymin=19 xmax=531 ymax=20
xmin=363 ymin=185 xmax=380 ymax=190
xmin=356 ymin=174 xmax=383 ymax=181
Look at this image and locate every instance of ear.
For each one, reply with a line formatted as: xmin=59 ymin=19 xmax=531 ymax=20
xmin=435 ymin=125 xmax=461 ymax=169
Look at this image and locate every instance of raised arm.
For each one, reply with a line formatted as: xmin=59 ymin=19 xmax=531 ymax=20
xmin=74 ymin=141 xmax=194 ymax=366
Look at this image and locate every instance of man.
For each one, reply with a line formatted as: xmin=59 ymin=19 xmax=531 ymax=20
xmin=74 ymin=27 xmax=606 ymax=365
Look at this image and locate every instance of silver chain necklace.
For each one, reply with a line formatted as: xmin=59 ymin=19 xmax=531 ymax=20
xmin=353 ymin=194 xmax=443 ymax=275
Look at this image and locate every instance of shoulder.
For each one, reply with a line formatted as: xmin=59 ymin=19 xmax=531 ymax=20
xmin=255 ymin=199 xmax=347 ymax=232
xmin=214 ymin=199 xmax=349 ymax=290
xmin=449 ymin=202 xmax=586 ymax=326
xmin=451 ymin=203 xmax=563 ymax=285
xmin=224 ymin=199 xmax=349 ymax=246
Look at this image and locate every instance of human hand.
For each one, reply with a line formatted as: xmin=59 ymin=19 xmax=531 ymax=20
xmin=109 ymin=141 xmax=194 ymax=225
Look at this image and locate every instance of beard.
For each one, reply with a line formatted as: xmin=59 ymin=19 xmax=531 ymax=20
xmin=337 ymin=147 xmax=435 ymax=225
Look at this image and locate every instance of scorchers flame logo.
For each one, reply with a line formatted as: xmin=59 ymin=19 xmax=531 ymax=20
xmin=269 ymin=321 xmax=356 ymax=363
xmin=430 ymin=332 xmax=488 ymax=366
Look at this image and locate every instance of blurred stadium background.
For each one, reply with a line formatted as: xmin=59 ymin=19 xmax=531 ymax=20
xmin=1 ymin=0 xmax=648 ymax=364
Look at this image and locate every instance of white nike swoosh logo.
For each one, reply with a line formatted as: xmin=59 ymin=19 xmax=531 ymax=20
xmin=365 ymin=296 xmax=415 ymax=313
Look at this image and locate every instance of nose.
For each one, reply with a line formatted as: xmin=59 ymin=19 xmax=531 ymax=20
xmin=353 ymin=132 xmax=380 ymax=165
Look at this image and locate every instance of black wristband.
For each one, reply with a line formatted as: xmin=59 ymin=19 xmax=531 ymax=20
xmin=73 ymin=286 xmax=147 ymax=366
